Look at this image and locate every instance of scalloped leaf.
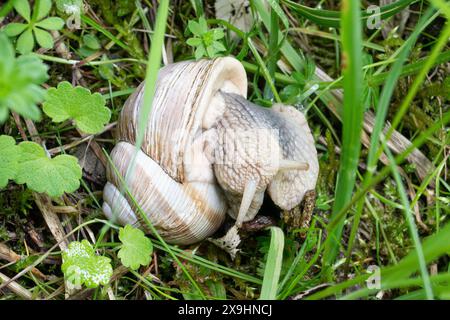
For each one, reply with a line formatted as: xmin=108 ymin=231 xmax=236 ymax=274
xmin=118 ymin=225 xmax=153 ymax=270
xmin=43 ymin=81 xmax=111 ymax=134
xmin=62 ymin=240 xmax=113 ymax=289
xmin=15 ymin=141 xmax=82 ymax=197
xmin=0 ymin=135 xmax=20 ymax=188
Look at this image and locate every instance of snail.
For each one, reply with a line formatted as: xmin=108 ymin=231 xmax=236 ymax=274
xmin=102 ymin=57 xmax=319 ymax=251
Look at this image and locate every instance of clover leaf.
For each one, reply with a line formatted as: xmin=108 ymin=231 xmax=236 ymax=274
xmin=62 ymin=240 xmax=113 ymax=289
xmin=118 ymin=225 xmax=153 ymax=270
xmin=3 ymin=0 xmax=65 ymax=54
xmin=0 ymin=135 xmax=20 ymax=188
xmin=0 ymin=136 xmax=82 ymax=197
xmin=187 ymin=17 xmax=226 ymax=60
xmin=15 ymin=141 xmax=82 ymax=197
xmin=0 ymin=33 xmax=48 ymax=123
xmin=43 ymin=81 xmax=111 ymax=134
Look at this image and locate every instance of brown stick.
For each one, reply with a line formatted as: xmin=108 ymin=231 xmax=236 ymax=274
xmin=0 ymin=272 xmax=34 ymax=300
xmin=0 ymin=243 xmax=48 ymax=280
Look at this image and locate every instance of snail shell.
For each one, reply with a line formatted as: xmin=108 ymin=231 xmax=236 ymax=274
xmin=103 ymin=58 xmax=247 ymax=244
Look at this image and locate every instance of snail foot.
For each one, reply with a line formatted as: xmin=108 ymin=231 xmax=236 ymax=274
xmin=208 ymin=226 xmax=241 ymax=259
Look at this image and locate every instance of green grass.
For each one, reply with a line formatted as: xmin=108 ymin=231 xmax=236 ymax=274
xmin=322 ymin=0 xmax=364 ymax=276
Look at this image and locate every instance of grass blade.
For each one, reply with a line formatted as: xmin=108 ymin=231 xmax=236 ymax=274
xmin=344 ymin=7 xmax=436 ymax=270
xmin=260 ymin=227 xmax=285 ymax=300
xmin=322 ymin=0 xmax=364 ymax=275
xmin=307 ymin=221 xmax=450 ymax=299
xmin=382 ymin=145 xmax=433 ymax=299
xmin=283 ymin=0 xmax=417 ymax=28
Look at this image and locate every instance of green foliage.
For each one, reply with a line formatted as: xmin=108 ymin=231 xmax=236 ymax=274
xmin=3 ymin=0 xmax=64 ymax=54
xmin=283 ymin=0 xmax=415 ymax=28
xmin=43 ymin=81 xmax=111 ymax=134
xmin=118 ymin=225 xmax=153 ymax=270
xmin=0 ymin=135 xmax=82 ymax=197
xmin=260 ymin=227 xmax=284 ymax=300
xmin=0 ymin=33 xmax=48 ymax=123
xmin=78 ymin=33 xmax=101 ymax=57
xmin=280 ymin=56 xmax=316 ymax=104
xmin=0 ymin=135 xmax=20 ymax=188
xmin=187 ymin=17 xmax=226 ymax=60
xmin=15 ymin=142 xmax=82 ymax=197
xmin=323 ymin=0 xmax=364 ymax=274
xmin=62 ymin=240 xmax=113 ymax=289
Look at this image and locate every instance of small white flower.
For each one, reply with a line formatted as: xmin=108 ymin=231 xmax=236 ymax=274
xmin=63 ymin=4 xmax=80 ymax=15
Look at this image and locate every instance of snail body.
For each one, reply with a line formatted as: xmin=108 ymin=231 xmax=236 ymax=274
xmin=103 ymin=57 xmax=318 ymax=245
xmin=212 ymin=92 xmax=318 ymax=225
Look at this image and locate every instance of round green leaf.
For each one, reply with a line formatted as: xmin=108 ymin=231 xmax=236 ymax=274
xmin=43 ymin=81 xmax=111 ymax=134
xmin=34 ymin=28 xmax=54 ymax=49
xmin=0 ymin=35 xmax=48 ymax=123
xmin=62 ymin=240 xmax=113 ymax=289
xmin=82 ymin=34 xmax=101 ymax=50
xmin=15 ymin=142 xmax=82 ymax=197
xmin=36 ymin=17 xmax=65 ymax=30
xmin=198 ymin=17 xmax=208 ymax=33
xmin=118 ymin=225 xmax=153 ymax=270
xmin=16 ymin=28 xmax=34 ymax=54
xmin=3 ymin=23 xmax=28 ymax=37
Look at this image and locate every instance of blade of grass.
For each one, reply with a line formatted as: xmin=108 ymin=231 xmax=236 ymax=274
xmin=287 ymin=27 xmax=385 ymax=52
xmin=267 ymin=0 xmax=289 ymax=28
xmin=260 ymin=227 xmax=284 ymax=300
xmin=279 ymin=229 xmax=324 ymax=299
xmin=326 ymin=111 xmax=450 ymax=235
xmin=80 ymin=15 xmax=129 ymax=51
xmin=282 ymin=0 xmax=418 ymax=28
xmin=248 ymin=38 xmax=281 ymax=102
xmin=381 ymin=144 xmax=433 ymax=299
xmin=344 ymin=7 xmax=435 ymax=272
xmin=322 ymin=0 xmax=364 ymax=277
xmin=264 ymin=2 xmax=280 ymax=100
xmin=277 ymin=219 xmax=317 ymax=294
xmin=307 ymin=220 xmax=450 ymax=299
xmin=373 ymin=11 xmax=450 ymax=170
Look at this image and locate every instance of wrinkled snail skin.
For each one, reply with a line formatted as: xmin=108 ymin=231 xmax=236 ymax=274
xmin=102 ymin=57 xmax=319 ymax=245
xmin=212 ymin=92 xmax=319 ymax=223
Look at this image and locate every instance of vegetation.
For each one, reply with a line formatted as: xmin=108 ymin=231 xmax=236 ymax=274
xmin=0 ymin=0 xmax=449 ymax=300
